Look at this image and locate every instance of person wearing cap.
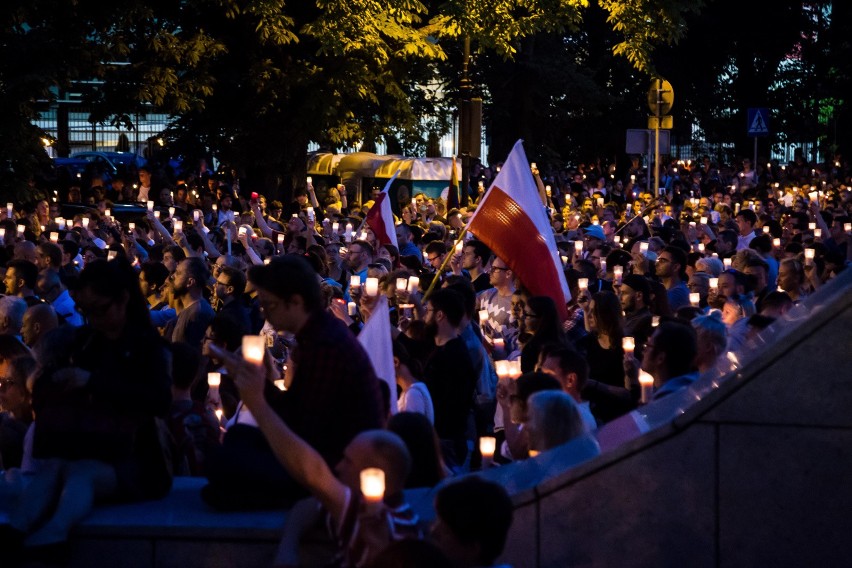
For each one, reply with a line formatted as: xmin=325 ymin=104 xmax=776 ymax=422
xmin=583 ymin=223 xmax=606 ymax=245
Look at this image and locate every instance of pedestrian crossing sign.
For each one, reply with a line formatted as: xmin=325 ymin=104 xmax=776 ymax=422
xmin=747 ymin=108 xmax=770 ymax=137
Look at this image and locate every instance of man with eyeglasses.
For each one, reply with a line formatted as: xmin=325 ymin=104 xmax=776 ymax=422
xmin=346 ymin=239 xmax=373 ymax=287
xmin=477 ymin=257 xmax=516 ymax=357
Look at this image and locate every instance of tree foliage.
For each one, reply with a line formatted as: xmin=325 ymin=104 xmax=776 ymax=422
xmin=1 ymin=0 xmax=702 ymax=198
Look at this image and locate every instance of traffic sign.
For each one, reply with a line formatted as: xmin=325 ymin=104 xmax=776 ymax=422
xmin=747 ymin=108 xmax=770 ymax=137
xmin=648 ymin=79 xmax=674 ymax=116
xmin=648 ymin=115 xmax=673 ymax=129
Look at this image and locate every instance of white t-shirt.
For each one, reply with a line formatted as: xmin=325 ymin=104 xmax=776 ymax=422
xmin=398 ymin=382 xmax=434 ymax=424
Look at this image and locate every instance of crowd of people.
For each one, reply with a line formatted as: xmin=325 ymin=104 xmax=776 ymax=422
xmin=0 ymin=149 xmax=848 ymax=566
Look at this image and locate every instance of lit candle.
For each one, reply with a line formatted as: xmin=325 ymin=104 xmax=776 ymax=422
xmin=359 ymin=230 xmax=368 ymax=241
xmin=709 ymin=277 xmax=719 ymax=290
xmin=622 ymin=336 xmax=635 ymax=354
xmin=614 ymin=235 xmax=621 ymax=244
xmin=578 ymin=278 xmax=589 ymax=291
xmin=639 ymin=371 xmax=654 ymax=404
xmin=348 ymin=301 xmax=358 ymax=316
xmin=772 ymin=238 xmax=781 ymax=248
xmin=168 ymin=207 xmax=175 ymax=218
xmin=613 ymin=265 xmax=623 ymax=285
xmin=480 ymin=436 xmax=496 ymax=467
xmin=845 ymin=223 xmax=851 ymax=233
xmin=528 ymin=450 xmax=540 ymax=458
xmin=407 ymin=276 xmax=419 ymax=293
xmin=399 ymin=303 xmax=414 ymax=318
xmin=723 ymin=258 xmax=732 ymax=269
xmin=306 ymin=207 xmax=315 ymax=222
xmin=763 ymin=226 xmax=770 ymax=234
xmin=364 ymin=277 xmax=379 ymax=296
xmin=600 ymin=259 xmax=607 ymax=274
xmin=277 ymin=233 xmax=284 ymax=244
xmin=360 ymin=468 xmax=385 ymax=504
xmin=689 ymin=292 xmax=700 ymax=307
xmin=6 ymin=203 xmax=12 ymax=218
xmin=479 ymin=310 xmax=488 ymax=325
xmin=57 ymin=217 xmax=66 ymax=230
xmin=350 ymin=275 xmax=361 ymax=291
xmin=273 ymin=379 xmax=287 ymax=391
xmin=154 ymin=211 xmax=160 ymax=219
xmin=698 ymin=243 xmax=705 ymax=252
xmin=545 ymin=185 xmax=552 ymax=197
xmin=128 ymin=222 xmax=136 ymax=231
xmin=147 ymin=200 xmax=154 ymax=211
xmin=193 ymin=210 xmax=201 ymax=222
xmin=207 ymin=372 xmax=221 ymax=388
xmin=82 ymin=217 xmax=89 ymax=229
xmin=0 ymin=228 xmax=5 ymax=240
xmin=804 ymin=248 xmax=815 ymax=264
xmin=640 ymin=242 xmax=649 ymax=253
xmin=700 ymin=216 xmax=708 ymax=225
xmin=16 ymin=224 xmax=25 ymax=236
xmin=215 ymin=408 xmax=223 ymax=423
xmin=561 ymin=255 xmax=568 ymax=266
xmin=107 ymin=250 xmax=117 ymax=261
xmin=574 ymin=240 xmax=583 ymax=253
xmin=652 ymin=316 xmax=660 ymax=328
xmin=332 ymin=221 xmax=339 ymax=234
xmin=814 ymin=228 xmax=821 ymax=239
xmin=396 ymin=277 xmax=408 ymax=291
xmin=174 ymin=220 xmax=183 ymax=233
xmin=808 ymin=222 xmax=816 ymax=231
xmin=212 ymin=204 xmax=218 ymax=212
xmin=493 ymin=337 xmax=505 ymax=351
xmin=242 ymin=335 xmax=265 ymax=364
xmin=49 ymin=231 xmax=59 ymax=243
xmin=495 ymin=360 xmax=510 ymax=380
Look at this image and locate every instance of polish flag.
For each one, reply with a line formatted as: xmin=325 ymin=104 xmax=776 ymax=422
xmin=357 ymin=295 xmax=397 ymax=414
xmin=468 ymin=140 xmax=571 ymax=320
xmin=364 ymin=171 xmax=399 ymax=249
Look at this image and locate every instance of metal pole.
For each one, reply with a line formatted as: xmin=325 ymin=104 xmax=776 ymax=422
xmin=459 ymin=36 xmax=472 ymax=207
xmin=753 ymin=137 xmax=758 ymax=176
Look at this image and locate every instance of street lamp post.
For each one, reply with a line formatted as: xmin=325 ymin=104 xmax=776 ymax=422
xmin=459 ymin=36 xmax=472 ymax=206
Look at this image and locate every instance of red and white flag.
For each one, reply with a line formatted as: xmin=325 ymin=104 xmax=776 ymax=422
xmin=357 ymin=295 xmax=397 ymax=414
xmin=468 ymin=140 xmax=571 ymax=320
xmin=364 ymin=171 xmax=399 ymax=249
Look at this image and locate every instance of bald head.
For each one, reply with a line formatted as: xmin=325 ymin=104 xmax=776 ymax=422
xmin=22 ymin=303 xmax=58 ymax=347
xmin=347 ymin=430 xmax=412 ymax=497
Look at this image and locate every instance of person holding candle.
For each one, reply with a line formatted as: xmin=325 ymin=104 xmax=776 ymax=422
xmin=215 ymin=343 xmax=420 ymax=567
xmin=537 ymin=343 xmax=598 ymax=431
xmin=624 ymin=320 xmax=699 ymax=403
xmin=495 ymin=371 xmax=561 ymax=460
xmin=346 ymin=239 xmax=374 ymax=290
xmin=617 ymin=274 xmax=654 ymax=358
xmin=525 ymin=390 xmax=591 ymax=454
xmin=202 ymin=255 xmax=384 ymax=510
xmin=519 ymin=295 xmax=567 ymax=374
xmin=476 ymin=256 xmax=517 ymax=358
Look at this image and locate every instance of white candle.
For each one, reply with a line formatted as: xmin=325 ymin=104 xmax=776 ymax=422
xmin=82 ymin=217 xmax=89 ymax=228
xmin=212 ymin=204 xmax=218 ymax=212
xmin=105 ymin=209 xmax=111 ymax=218
xmin=168 ymin=207 xmax=175 ymax=217
xmin=763 ymin=225 xmax=770 ymax=234
xmin=107 ymin=250 xmax=117 ymax=261
xmin=348 ymin=301 xmax=358 ymax=316
xmin=193 ymin=210 xmax=201 ymax=222
xmin=399 ymin=303 xmax=414 ymax=318
xmin=350 ymin=275 xmax=361 ymax=291
xmin=174 ymin=220 xmax=183 ymax=233
xmin=814 ymin=228 xmax=822 ymax=239
xmin=128 ymin=222 xmax=136 ymax=231
xmin=622 ymin=336 xmax=635 ymax=354
xmin=306 ymin=176 xmax=312 ymax=184
xmin=147 ymin=200 xmax=154 ymax=211
xmin=689 ymin=292 xmax=700 ymax=307
xmin=276 ymin=233 xmax=284 ymax=244
xmin=396 ymin=277 xmax=408 ymax=292
xmin=640 ymin=242 xmax=649 ymax=253
xmin=600 ymin=259 xmax=607 ymax=274
xmin=57 ymin=217 xmax=66 ymax=230
xmin=154 ymin=211 xmax=160 ymax=219
xmin=273 ymin=379 xmax=287 ymax=391
xmin=495 ymin=360 xmax=510 ymax=380
xmin=359 ymin=230 xmax=368 ymax=241
xmin=6 ymin=203 xmax=12 ymax=218
xmin=578 ymin=278 xmax=589 ymax=290
xmin=306 ymin=207 xmax=315 ymax=221
xmin=613 ymin=265 xmax=623 ymax=284
xmin=698 ymin=243 xmax=705 ymax=252
xmin=652 ymin=316 xmax=660 ymax=328
xmin=772 ymin=238 xmax=781 ymax=248
xmin=49 ymin=231 xmax=59 ymax=243
xmin=723 ymin=258 xmax=732 ymax=269
xmin=845 ymin=223 xmax=851 ymax=233
xmin=360 ymin=468 xmax=385 ymax=503
xmin=364 ymin=277 xmax=379 ymax=296
xmin=479 ymin=436 xmax=496 ymax=464
xmin=0 ymin=228 xmax=5 ymax=239
xmin=242 ymin=335 xmax=265 ymax=364
xmin=574 ymin=240 xmax=583 ymax=253
xmin=561 ymin=255 xmax=568 ymax=266
xmin=207 ymin=372 xmax=221 ymax=388
xmin=804 ymin=248 xmax=815 ymax=263
xmin=700 ymin=217 xmax=708 ymax=225
xmin=407 ymin=276 xmax=419 ymax=293
xmin=332 ymin=221 xmax=339 ymax=234
xmin=709 ymin=277 xmax=719 ymax=290
xmin=479 ymin=309 xmax=488 ymax=325
xmin=17 ymin=224 xmax=25 ymax=236
xmin=808 ymin=222 xmax=816 ymax=231
xmin=639 ymin=371 xmax=654 ymax=404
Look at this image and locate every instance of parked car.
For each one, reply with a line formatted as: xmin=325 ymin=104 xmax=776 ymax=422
xmin=53 ymin=151 xmax=146 ymax=181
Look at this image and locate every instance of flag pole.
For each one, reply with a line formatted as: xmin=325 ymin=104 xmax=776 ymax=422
xmin=421 ymin=225 xmax=468 ymax=303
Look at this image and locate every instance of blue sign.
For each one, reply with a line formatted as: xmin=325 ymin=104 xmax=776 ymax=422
xmin=747 ymin=108 xmax=770 ymax=137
